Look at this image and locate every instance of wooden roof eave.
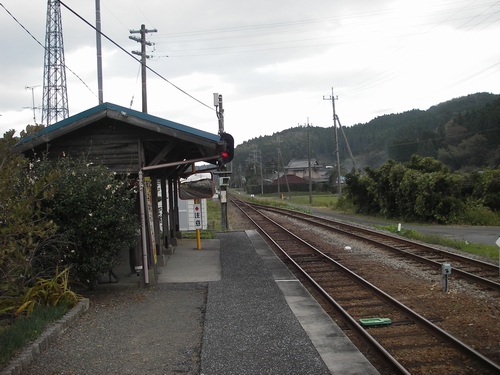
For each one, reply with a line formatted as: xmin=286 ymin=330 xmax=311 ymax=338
xmin=14 ymin=110 xmax=108 ymax=153
xmin=106 ymin=108 xmax=219 ymax=152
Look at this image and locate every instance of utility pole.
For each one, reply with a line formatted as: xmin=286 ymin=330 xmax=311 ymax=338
xmin=130 ymin=24 xmax=157 ymax=113
xmin=259 ymin=151 xmax=263 ymax=195
xmin=24 ymin=85 xmax=40 ymax=124
xmin=276 ymin=135 xmax=282 ymax=199
xmin=250 ymin=149 xmax=263 ymax=195
xmin=300 ymin=119 xmax=313 ymax=204
xmin=335 ymin=115 xmax=358 ymax=172
xmin=323 ymin=88 xmax=342 ymax=199
xmin=95 ymin=0 xmax=103 ymax=104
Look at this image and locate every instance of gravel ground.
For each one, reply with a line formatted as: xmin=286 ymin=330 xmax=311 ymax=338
xmin=25 ymin=284 xmax=207 ymax=375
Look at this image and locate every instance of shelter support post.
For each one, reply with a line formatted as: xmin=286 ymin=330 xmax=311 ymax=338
xmin=168 ymin=178 xmax=177 ymax=246
xmin=151 ymin=176 xmax=163 ymax=267
xmin=160 ymin=176 xmax=170 ymax=252
xmin=138 ymin=169 xmax=149 ymax=285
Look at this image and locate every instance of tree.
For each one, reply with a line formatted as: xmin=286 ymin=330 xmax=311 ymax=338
xmin=439 ymin=134 xmax=489 ymax=171
xmin=346 ymin=155 xmax=476 ymax=223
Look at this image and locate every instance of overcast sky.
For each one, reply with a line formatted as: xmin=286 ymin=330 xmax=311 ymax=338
xmin=1 ymin=0 xmax=499 ymax=146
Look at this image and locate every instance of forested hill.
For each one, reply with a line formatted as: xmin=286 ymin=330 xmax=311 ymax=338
xmin=233 ymin=92 xmax=500 ymax=173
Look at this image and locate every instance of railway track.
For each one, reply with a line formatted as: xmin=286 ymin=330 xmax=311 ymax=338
xmin=230 ymin=196 xmax=500 ymax=375
xmin=247 ymin=200 xmax=500 ymax=291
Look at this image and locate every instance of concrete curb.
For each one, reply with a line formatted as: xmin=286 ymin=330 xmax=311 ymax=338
xmin=0 ymin=298 xmax=89 ymax=375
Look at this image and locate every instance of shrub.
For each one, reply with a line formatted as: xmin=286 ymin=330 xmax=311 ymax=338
xmin=0 ymin=131 xmax=60 ymax=320
xmin=15 ymin=266 xmax=80 ymax=317
xmin=39 ymin=156 xmax=140 ymax=289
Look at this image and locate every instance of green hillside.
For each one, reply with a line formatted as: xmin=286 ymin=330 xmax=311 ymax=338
xmin=233 ymin=92 xmax=500 ymax=174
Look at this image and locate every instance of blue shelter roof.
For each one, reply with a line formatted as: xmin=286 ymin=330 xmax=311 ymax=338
xmin=15 ymin=102 xmax=220 ymax=150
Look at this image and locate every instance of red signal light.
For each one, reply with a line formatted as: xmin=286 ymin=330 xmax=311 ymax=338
xmin=221 ymin=151 xmax=229 ymax=159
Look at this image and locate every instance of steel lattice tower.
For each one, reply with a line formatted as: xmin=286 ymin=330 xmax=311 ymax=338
xmin=42 ymin=0 xmax=69 ymax=125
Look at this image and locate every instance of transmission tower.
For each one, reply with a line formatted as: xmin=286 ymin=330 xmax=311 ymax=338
xmin=42 ymin=0 xmax=69 ymax=125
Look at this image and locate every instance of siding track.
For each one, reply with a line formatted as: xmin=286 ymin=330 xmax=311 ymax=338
xmin=230 ymin=196 xmax=500 ymax=375
xmin=248 ymin=201 xmax=500 ymax=290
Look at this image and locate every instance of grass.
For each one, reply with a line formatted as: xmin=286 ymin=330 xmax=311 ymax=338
xmin=0 ymin=303 xmax=70 ymax=367
xmin=376 ymin=224 xmax=499 ymax=260
xmin=286 ymin=194 xmax=338 ymax=208
xmin=249 ymin=191 xmax=339 ymax=208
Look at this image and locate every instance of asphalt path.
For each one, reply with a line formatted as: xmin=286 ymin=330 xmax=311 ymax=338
xmin=304 ymin=207 xmax=500 ymax=247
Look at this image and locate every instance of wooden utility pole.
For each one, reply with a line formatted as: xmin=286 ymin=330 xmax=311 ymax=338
xmin=276 ymin=135 xmax=282 ymax=199
xmin=300 ymin=119 xmax=313 ymax=204
xmin=130 ymin=24 xmax=157 ymax=113
xmin=323 ymin=88 xmax=342 ymax=199
xmin=335 ymin=115 xmax=358 ymax=172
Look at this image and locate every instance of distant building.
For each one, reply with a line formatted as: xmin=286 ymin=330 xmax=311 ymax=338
xmin=284 ymin=159 xmax=329 ymax=183
xmin=270 ymin=174 xmax=309 ymax=186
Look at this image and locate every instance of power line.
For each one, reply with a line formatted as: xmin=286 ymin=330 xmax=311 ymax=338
xmin=0 ymin=2 xmax=97 ymax=101
xmin=58 ymin=0 xmax=215 ymax=112
xmin=0 ymin=1 xmax=214 ymax=114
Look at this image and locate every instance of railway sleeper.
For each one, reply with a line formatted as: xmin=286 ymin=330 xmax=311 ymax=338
xmin=382 ymin=342 xmax=446 ymax=350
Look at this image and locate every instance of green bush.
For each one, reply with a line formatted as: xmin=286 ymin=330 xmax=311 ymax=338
xmin=343 ymin=155 xmax=500 ymax=225
xmin=1 ymin=130 xmax=60 ymax=320
xmin=458 ymin=204 xmax=500 ymax=226
xmin=39 ymin=156 xmax=140 ymax=289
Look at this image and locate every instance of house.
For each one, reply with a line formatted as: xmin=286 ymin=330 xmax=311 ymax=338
xmin=270 ymin=174 xmax=310 ymax=186
xmin=284 ymin=159 xmax=328 ymax=183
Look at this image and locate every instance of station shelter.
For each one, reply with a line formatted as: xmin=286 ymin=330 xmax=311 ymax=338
xmin=14 ymin=102 xmax=225 ymax=286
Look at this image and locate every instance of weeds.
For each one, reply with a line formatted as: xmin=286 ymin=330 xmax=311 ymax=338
xmin=0 ymin=303 xmax=70 ymax=367
xmin=0 ymin=266 xmax=81 ymax=368
xmin=15 ymin=266 xmax=80 ymax=316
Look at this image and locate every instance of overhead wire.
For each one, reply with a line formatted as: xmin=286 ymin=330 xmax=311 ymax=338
xmin=456 ymin=0 xmax=500 ymax=31
xmin=129 ymin=64 xmax=141 ymax=109
xmin=57 ymin=0 xmax=214 ymax=112
xmin=153 ymin=0 xmax=494 ymax=40
xmin=2 ymin=0 xmax=498 ymax=120
xmin=0 ymin=2 xmax=98 ymax=100
xmin=131 ymin=0 xmax=156 ymax=29
xmin=1 ymin=1 xmax=214 ymax=114
xmin=152 ymin=1 xmax=498 ymax=51
xmin=99 ymin=0 xmax=130 ymax=31
xmin=337 ymin=0 xmax=489 ymax=93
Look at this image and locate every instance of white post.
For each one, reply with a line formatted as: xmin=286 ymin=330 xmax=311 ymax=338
xmin=496 ymin=236 xmax=500 ymax=279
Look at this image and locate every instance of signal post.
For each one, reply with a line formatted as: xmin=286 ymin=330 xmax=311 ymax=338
xmin=214 ymin=93 xmax=234 ymax=230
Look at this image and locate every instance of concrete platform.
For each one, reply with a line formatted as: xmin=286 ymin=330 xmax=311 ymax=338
xmin=105 ymin=231 xmax=378 ymax=374
xmin=245 ymin=230 xmax=379 ymax=375
xmin=158 ymin=239 xmax=221 ymax=283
